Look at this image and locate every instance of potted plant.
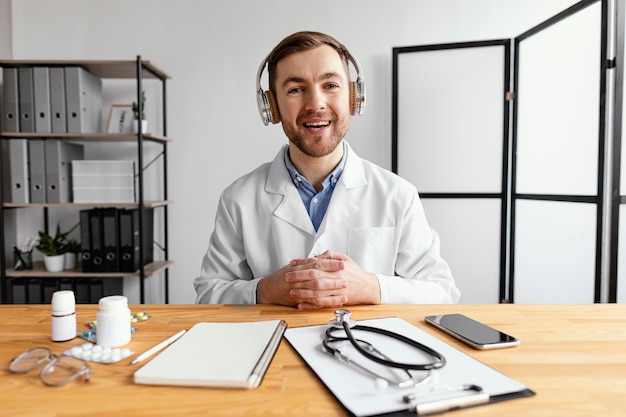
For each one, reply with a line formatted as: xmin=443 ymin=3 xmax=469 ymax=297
xmin=35 ymin=224 xmax=68 ymax=272
xmin=132 ymin=90 xmax=148 ymax=134
xmin=63 ymin=238 xmax=81 ymax=270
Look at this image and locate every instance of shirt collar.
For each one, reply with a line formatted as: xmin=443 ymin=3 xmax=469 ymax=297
xmin=284 ymin=142 xmax=347 ymax=190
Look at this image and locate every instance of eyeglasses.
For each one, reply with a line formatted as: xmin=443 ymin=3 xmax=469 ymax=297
xmin=9 ymin=347 xmax=92 ymax=387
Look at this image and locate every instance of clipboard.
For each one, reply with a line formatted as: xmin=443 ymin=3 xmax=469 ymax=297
xmin=285 ymin=317 xmax=534 ymax=416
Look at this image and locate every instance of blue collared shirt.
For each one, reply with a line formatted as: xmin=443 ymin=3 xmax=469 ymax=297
xmin=284 ymin=142 xmax=347 ymax=232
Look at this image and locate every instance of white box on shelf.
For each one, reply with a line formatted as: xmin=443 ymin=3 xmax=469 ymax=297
xmin=72 ymin=160 xmax=134 ymax=176
xmin=72 ymin=174 xmax=134 ymax=189
xmin=71 ymin=160 xmax=135 ymax=203
xmin=73 ymin=187 xmax=135 ymax=203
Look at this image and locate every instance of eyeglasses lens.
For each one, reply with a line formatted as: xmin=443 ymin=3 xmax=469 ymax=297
xmin=40 ymin=356 xmax=92 ymax=387
xmin=9 ymin=347 xmax=53 ymax=373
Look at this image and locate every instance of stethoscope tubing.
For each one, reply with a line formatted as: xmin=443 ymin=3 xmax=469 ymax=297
xmin=324 ymin=322 xmax=446 ymax=371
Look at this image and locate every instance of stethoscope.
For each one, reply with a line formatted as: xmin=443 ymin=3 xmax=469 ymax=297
xmin=322 ymin=309 xmax=447 ymax=389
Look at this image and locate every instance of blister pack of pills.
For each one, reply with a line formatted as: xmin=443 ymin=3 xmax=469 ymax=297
xmin=87 ymin=311 xmax=151 ymax=329
xmin=79 ymin=327 xmax=138 ymax=344
xmin=64 ymin=342 xmax=134 ymax=364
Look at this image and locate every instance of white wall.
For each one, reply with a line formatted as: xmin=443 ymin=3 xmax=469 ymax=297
xmin=3 ymin=0 xmax=579 ymax=303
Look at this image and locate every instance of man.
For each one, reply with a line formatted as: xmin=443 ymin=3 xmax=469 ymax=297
xmin=194 ymin=31 xmax=459 ymax=309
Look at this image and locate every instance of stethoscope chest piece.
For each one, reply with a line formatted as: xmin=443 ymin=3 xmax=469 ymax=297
xmin=328 ymin=309 xmax=357 ymax=328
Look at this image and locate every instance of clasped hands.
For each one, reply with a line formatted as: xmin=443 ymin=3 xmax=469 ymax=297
xmin=257 ymin=250 xmax=381 ymax=310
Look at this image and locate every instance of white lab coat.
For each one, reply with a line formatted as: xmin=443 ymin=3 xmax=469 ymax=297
xmin=194 ymin=142 xmax=459 ymax=305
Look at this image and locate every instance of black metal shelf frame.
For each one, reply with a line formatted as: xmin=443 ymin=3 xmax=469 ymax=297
xmin=0 ymin=56 xmax=170 ymax=304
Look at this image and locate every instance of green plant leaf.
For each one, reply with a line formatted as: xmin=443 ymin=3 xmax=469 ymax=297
xmin=35 ymin=224 xmax=76 ymax=256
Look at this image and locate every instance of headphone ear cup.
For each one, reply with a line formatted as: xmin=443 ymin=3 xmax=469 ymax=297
xmin=265 ymin=90 xmax=281 ymax=124
xmin=257 ymin=89 xmax=274 ymax=125
xmin=349 ymin=82 xmax=356 ymax=116
xmin=349 ymin=81 xmax=366 ymax=116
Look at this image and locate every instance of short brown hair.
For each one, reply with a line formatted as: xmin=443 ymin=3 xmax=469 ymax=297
xmin=267 ymin=31 xmax=351 ymax=94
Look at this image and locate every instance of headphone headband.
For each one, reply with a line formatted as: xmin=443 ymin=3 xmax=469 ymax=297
xmin=256 ymin=47 xmax=366 ymax=125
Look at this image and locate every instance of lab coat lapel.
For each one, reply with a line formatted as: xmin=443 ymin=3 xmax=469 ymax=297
xmin=266 ymin=147 xmax=316 ymax=235
xmin=318 ymin=142 xmax=366 ymax=231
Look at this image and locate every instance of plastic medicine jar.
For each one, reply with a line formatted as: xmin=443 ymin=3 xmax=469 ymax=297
xmin=96 ymin=295 xmax=131 ymax=348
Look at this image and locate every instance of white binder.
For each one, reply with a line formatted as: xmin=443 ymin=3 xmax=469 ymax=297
xmin=45 ymin=140 xmax=84 ymax=203
xmin=33 ymin=67 xmax=51 ymax=133
xmin=1 ymin=67 xmax=20 ymax=132
xmin=6 ymin=139 xmax=30 ymax=203
xmin=18 ymin=67 xmax=35 ymax=133
xmin=86 ymin=68 xmax=103 ymax=132
xmin=49 ymin=67 xmax=67 ymax=133
xmin=65 ymin=67 xmax=102 ymax=133
xmin=28 ymin=139 xmax=46 ymax=203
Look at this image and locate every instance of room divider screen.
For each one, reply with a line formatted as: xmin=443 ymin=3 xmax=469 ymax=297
xmin=392 ymin=40 xmax=510 ymax=303
xmin=393 ymin=0 xmax=614 ymax=303
xmin=510 ymin=0 xmax=605 ymax=303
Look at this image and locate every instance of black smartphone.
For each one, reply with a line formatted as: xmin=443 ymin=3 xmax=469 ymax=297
xmin=424 ymin=313 xmax=520 ymax=350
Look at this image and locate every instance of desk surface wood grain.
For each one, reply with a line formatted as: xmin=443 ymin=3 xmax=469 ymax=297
xmin=0 ymin=303 xmax=625 ymax=417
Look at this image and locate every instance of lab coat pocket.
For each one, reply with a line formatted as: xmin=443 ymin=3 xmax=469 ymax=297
xmin=347 ymin=227 xmax=395 ymax=275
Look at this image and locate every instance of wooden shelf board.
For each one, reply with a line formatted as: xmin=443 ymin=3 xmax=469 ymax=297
xmin=3 ymin=200 xmax=172 ymax=209
xmin=0 ymin=59 xmax=171 ymax=79
xmin=6 ymin=260 xmax=173 ymax=279
xmin=0 ymin=132 xmax=171 ymax=143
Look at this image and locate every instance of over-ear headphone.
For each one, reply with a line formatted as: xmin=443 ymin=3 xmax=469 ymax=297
xmin=256 ymin=48 xmax=366 ymax=126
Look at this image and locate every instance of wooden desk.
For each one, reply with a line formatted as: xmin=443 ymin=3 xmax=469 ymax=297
xmin=0 ymin=304 xmax=625 ymax=417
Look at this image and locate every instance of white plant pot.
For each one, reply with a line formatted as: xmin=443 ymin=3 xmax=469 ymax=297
xmin=44 ymin=254 xmax=65 ymax=272
xmin=64 ymin=252 xmax=77 ymax=270
xmin=132 ymin=119 xmax=149 ymax=134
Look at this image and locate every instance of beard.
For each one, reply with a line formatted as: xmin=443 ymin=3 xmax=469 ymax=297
xmin=283 ymin=111 xmax=349 ymax=158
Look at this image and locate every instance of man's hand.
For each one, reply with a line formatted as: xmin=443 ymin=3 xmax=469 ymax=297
xmin=257 ymin=250 xmax=381 ymax=309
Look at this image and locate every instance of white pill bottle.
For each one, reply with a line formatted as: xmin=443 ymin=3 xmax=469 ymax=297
xmin=96 ymin=295 xmax=131 ymax=347
xmin=51 ymin=290 xmax=76 ymax=342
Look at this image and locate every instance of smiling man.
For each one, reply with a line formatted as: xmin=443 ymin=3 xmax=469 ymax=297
xmin=194 ymin=31 xmax=460 ymax=309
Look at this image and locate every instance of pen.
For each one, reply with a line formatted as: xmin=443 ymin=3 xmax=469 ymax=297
xmin=131 ymin=329 xmax=186 ymax=365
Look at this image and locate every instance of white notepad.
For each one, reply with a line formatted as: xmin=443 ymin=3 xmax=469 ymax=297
xmin=134 ymin=320 xmax=287 ymax=388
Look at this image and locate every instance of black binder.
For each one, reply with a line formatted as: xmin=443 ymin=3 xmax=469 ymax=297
xmin=80 ymin=207 xmax=153 ymax=273
xmin=118 ymin=208 xmax=153 ymax=272
xmin=89 ymin=209 xmax=104 ymax=272
xmin=80 ymin=209 xmax=93 ymax=272
xmin=59 ymin=278 xmax=74 ymax=292
xmin=11 ymin=278 xmax=27 ymax=304
xmin=42 ymin=280 xmax=59 ymax=304
xmin=27 ymin=278 xmax=43 ymax=303
xmin=89 ymin=279 xmax=104 ymax=302
xmin=102 ymin=208 xmax=119 ymax=272
xmin=75 ymin=279 xmax=90 ymax=303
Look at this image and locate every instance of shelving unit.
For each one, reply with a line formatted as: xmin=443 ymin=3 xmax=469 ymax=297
xmin=0 ymin=57 xmax=171 ymax=304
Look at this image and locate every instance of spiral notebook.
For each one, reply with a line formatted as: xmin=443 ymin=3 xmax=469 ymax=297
xmin=134 ymin=320 xmax=287 ymax=389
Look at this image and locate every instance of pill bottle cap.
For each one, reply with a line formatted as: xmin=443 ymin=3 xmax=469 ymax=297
xmin=98 ymin=295 xmax=129 ymax=310
xmin=51 ymin=290 xmax=75 ymax=316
